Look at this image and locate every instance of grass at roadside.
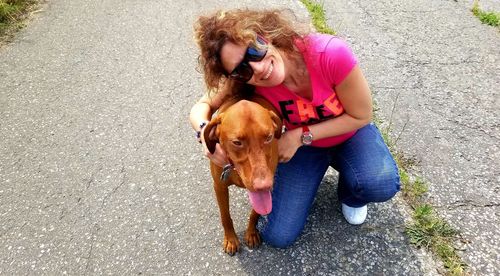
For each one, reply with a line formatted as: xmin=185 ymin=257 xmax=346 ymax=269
xmin=382 ymin=127 xmax=468 ymax=275
xmin=472 ymin=0 xmax=500 ymax=27
xmin=300 ymin=0 xmax=335 ymax=35
xmin=0 ymin=0 xmax=40 ymax=42
xmin=299 ymin=0 xmax=468 ymax=274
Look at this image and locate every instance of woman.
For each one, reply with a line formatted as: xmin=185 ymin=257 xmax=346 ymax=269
xmin=189 ymin=9 xmax=400 ymax=248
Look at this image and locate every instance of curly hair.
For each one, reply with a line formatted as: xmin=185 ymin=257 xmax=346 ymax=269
xmin=194 ymin=9 xmax=310 ymax=95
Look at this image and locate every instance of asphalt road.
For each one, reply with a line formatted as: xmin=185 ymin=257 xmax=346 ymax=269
xmin=0 ymin=0 xmax=497 ymax=275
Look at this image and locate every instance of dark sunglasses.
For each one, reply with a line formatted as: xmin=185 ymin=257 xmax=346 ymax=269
xmin=227 ymin=36 xmax=268 ymax=83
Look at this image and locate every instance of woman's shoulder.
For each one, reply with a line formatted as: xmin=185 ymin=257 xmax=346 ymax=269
xmin=304 ymin=33 xmax=351 ymax=54
xmin=303 ymin=33 xmax=358 ymax=85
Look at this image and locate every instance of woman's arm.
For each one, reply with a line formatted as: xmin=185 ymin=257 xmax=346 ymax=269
xmin=189 ymin=91 xmax=224 ymax=131
xmin=189 ymin=85 xmax=231 ymax=167
xmin=309 ymin=65 xmax=372 ymax=139
xmin=278 ymin=65 xmax=372 ymax=162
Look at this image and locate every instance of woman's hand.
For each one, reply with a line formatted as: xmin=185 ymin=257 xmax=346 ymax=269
xmin=202 ymin=143 xmax=229 ymax=167
xmin=278 ymin=128 xmax=303 ymax=163
xmin=200 ymin=128 xmax=229 ymax=167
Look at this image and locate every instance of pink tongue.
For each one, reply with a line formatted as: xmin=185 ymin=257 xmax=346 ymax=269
xmin=248 ymin=190 xmax=272 ymax=215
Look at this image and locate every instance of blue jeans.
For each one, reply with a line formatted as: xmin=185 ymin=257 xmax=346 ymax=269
xmin=258 ymin=123 xmax=400 ymax=248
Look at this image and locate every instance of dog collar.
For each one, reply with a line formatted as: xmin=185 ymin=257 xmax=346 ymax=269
xmin=220 ymin=163 xmax=235 ymax=181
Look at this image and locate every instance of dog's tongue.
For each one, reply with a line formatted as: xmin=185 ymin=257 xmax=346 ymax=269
xmin=248 ymin=190 xmax=272 ymax=215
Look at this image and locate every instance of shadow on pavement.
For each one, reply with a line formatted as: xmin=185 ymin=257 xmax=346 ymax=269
xmin=235 ymin=173 xmax=425 ymax=275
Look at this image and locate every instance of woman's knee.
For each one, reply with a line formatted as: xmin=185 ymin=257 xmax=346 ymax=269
xmin=258 ymin=215 xmax=305 ymax=249
xmin=261 ymin=227 xmax=301 ymax=249
xmin=358 ymin=166 xmax=400 ymax=202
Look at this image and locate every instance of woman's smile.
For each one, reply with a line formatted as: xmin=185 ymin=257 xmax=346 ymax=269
xmin=262 ymin=61 xmax=274 ymax=80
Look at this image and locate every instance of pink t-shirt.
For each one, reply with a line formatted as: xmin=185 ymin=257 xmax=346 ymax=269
xmin=255 ymin=33 xmax=358 ymax=147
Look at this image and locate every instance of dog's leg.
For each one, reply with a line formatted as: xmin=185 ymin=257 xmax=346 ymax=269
xmin=214 ymin=183 xmax=240 ymax=255
xmin=244 ymin=209 xmax=261 ymax=248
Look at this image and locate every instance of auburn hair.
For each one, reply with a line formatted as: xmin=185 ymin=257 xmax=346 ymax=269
xmin=194 ymin=9 xmax=310 ymax=95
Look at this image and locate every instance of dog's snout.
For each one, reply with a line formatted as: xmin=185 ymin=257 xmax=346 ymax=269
xmin=253 ymin=176 xmax=273 ymax=191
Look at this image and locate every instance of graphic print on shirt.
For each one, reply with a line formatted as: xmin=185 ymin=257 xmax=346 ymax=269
xmin=278 ymin=92 xmax=344 ymax=126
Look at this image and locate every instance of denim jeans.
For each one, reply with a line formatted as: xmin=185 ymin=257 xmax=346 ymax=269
xmin=258 ymin=123 xmax=400 ymax=248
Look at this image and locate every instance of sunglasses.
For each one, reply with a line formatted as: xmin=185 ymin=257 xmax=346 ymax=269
xmin=226 ymin=36 xmax=268 ymax=83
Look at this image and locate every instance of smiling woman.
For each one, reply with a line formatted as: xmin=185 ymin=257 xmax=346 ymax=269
xmin=189 ymin=8 xmax=400 ymax=249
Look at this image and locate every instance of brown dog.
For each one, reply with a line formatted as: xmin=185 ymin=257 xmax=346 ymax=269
xmin=203 ymin=96 xmax=282 ymax=255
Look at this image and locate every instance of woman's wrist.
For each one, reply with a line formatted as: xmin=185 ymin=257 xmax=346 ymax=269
xmin=196 ymin=120 xmax=209 ymax=143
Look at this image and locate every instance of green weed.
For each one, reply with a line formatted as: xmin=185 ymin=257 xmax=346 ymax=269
xmin=379 ymin=116 xmax=466 ymax=274
xmin=300 ymin=0 xmax=335 ymax=35
xmin=374 ymin=102 xmax=466 ymax=274
xmin=472 ymin=0 xmax=500 ymax=27
xmin=0 ymin=0 xmax=38 ymax=38
xmin=402 ymin=176 xmax=428 ymax=207
xmin=406 ymin=204 xmax=466 ymax=275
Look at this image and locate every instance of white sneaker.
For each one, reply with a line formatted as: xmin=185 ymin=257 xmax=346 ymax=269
xmin=342 ymin=203 xmax=367 ymax=225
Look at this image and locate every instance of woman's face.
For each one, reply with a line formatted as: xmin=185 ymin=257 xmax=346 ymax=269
xmin=219 ymin=39 xmax=286 ymax=87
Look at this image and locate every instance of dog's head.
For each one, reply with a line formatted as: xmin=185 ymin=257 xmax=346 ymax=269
xmin=203 ymin=100 xmax=282 ymax=215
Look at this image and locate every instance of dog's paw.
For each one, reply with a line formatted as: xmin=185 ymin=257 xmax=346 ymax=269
xmin=244 ymin=230 xmax=261 ymax=249
xmin=223 ymin=236 xmax=240 ymax=255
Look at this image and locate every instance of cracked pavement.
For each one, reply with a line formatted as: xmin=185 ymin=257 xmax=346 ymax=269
xmin=0 ymin=0 xmax=498 ymax=275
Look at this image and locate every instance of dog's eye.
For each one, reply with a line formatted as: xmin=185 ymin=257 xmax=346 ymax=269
xmin=265 ymin=134 xmax=273 ymax=143
xmin=232 ymin=140 xmax=243 ymax=147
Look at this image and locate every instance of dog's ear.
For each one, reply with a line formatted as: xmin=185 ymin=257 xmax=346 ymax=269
xmin=203 ymin=114 xmax=222 ymax=154
xmin=269 ymin=110 xmax=283 ymax=139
